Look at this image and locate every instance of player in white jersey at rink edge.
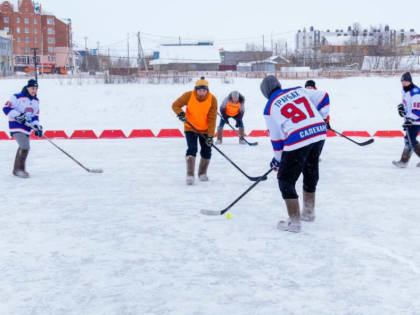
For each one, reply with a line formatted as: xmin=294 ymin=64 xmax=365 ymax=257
xmin=260 ymin=75 xmax=330 ymax=233
xmin=2 ymin=79 xmax=43 ymax=178
xmin=392 ymin=72 xmax=420 ymax=168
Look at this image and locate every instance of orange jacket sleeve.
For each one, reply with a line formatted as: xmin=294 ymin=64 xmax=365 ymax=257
xmin=207 ymin=95 xmax=218 ymax=136
xmin=172 ymin=91 xmax=192 ymax=116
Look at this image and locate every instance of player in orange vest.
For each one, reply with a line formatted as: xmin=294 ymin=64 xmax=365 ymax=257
xmin=216 ymin=91 xmax=246 ymax=144
xmin=172 ymin=77 xmax=217 ymax=185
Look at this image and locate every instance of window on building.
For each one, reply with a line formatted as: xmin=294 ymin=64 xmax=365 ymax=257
xmin=4 ymin=27 xmax=10 ymax=33
xmin=48 ymin=55 xmax=56 ymax=62
xmin=48 ymin=28 xmax=55 ymax=35
xmin=24 ymin=37 xmax=30 ymax=43
xmin=48 ymin=46 xmax=55 ymax=53
xmin=16 ymin=17 xmax=20 ymax=23
xmin=16 ymin=27 xmax=21 ymax=33
xmin=34 ymin=18 xmax=37 ymax=25
xmin=24 ymin=27 xmax=29 ymax=33
xmin=16 ymin=56 xmax=29 ymax=64
xmin=47 ymin=18 xmax=55 ymax=25
xmin=16 ymin=37 xmax=21 ymax=43
xmin=24 ymin=47 xmax=31 ymax=54
xmin=34 ymin=28 xmax=38 ymax=34
xmin=48 ymin=37 xmax=55 ymax=44
xmin=3 ymin=17 xmax=9 ymax=23
xmin=34 ymin=37 xmax=38 ymax=44
xmin=24 ymin=18 xmax=29 ymax=24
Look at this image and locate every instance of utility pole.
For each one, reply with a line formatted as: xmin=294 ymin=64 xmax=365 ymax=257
xmin=137 ymin=31 xmax=148 ymax=73
xmin=32 ymin=48 xmax=38 ymax=80
xmin=127 ymin=33 xmax=130 ymax=76
xmin=262 ymin=35 xmax=265 ymax=51
xmin=84 ymin=36 xmax=88 ymax=71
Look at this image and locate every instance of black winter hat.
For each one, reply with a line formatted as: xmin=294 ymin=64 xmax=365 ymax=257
xmin=401 ymin=72 xmax=412 ymax=83
xmin=27 ymin=79 xmax=38 ymax=88
xmin=260 ymin=75 xmax=281 ymax=99
xmin=305 ymin=80 xmax=316 ymax=88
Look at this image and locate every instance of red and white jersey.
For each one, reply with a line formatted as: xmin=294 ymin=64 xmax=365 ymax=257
xmin=264 ymin=86 xmax=329 ymax=161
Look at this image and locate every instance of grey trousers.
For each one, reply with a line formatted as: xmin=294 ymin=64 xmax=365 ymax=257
xmin=13 ymin=132 xmax=30 ymax=150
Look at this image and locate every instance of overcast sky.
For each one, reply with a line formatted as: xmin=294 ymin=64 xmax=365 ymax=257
xmin=12 ymin=0 xmax=420 ymax=55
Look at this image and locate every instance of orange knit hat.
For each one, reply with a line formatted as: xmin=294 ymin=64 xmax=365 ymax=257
xmin=195 ymin=77 xmax=209 ymax=90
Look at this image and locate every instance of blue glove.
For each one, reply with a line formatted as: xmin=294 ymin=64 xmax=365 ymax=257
xmin=398 ymin=104 xmax=406 ymax=117
xmin=31 ymin=122 xmax=43 ymax=138
xmin=270 ymin=157 xmax=281 ymax=171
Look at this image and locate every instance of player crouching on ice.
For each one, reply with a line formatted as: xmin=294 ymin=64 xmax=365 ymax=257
xmin=393 ymin=72 xmax=420 ymax=168
xmin=216 ymin=91 xmax=246 ymax=144
xmin=261 ymin=75 xmax=330 ymax=233
xmin=172 ymin=77 xmax=217 ymax=185
xmin=2 ymin=79 xmax=43 ymax=178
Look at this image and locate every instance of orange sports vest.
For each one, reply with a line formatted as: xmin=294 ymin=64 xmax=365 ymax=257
xmin=185 ymin=91 xmax=213 ymax=130
xmin=225 ymin=100 xmax=241 ymax=117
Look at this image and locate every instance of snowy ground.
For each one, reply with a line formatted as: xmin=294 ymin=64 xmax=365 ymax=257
xmin=1 ymin=74 xmax=419 ymax=134
xmin=1 ymin=76 xmax=420 ymax=314
xmin=1 ymin=136 xmax=420 ymax=315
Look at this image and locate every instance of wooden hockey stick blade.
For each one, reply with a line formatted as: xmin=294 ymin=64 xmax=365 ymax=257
xmin=200 ymin=209 xmax=223 ymax=216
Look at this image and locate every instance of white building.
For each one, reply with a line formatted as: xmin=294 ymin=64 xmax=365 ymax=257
xmin=150 ymin=42 xmax=221 ymax=71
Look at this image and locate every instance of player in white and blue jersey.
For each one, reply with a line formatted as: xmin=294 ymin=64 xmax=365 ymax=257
xmin=261 ymin=75 xmax=330 ymax=233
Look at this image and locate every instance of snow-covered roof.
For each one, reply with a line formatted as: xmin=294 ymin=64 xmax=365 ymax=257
xmin=150 ymin=44 xmax=221 ymax=65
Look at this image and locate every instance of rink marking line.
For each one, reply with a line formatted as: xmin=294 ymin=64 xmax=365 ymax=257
xmin=0 ymin=129 xmax=413 ymax=140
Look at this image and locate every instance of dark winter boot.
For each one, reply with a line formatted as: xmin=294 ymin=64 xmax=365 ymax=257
xmin=186 ymin=155 xmax=196 ymax=185
xmin=277 ymin=199 xmax=301 ymax=233
xmin=301 ymin=191 xmax=316 ymax=222
xmin=198 ymin=158 xmax=210 ymax=181
xmin=238 ymin=127 xmax=246 ymax=145
xmin=216 ymin=127 xmax=223 ymax=144
xmin=414 ymin=143 xmax=420 ymax=158
xmin=392 ymin=148 xmax=412 ymax=168
xmin=13 ymin=148 xmax=30 ymax=178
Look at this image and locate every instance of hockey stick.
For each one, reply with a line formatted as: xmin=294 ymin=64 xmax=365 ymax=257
xmin=217 ymin=113 xmax=258 ymax=146
xmin=43 ymin=135 xmax=103 ymax=173
xmin=184 ymin=120 xmax=266 ymax=181
xmin=330 ymin=128 xmax=374 ymax=146
xmin=201 ymin=168 xmax=274 ymax=215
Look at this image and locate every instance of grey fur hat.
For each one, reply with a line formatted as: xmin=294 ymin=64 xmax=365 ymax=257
xmin=260 ymin=75 xmax=281 ymax=99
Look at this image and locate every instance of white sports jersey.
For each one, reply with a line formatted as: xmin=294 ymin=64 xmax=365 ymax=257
xmin=402 ymin=84 xmax=420 ymax=125
xmin=3 ymin=92 xmax=40 ymax=135
xmin=264 ymin=86 xmax=330 ymax=161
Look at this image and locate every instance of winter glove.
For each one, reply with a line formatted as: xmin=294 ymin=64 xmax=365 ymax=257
xmin=177 ymin=112 xmax=186 ymax=122
xmin=31 ymin=122 xmax=43 ymax=138
xmin=15 ymin=112 xmax=32 ymax=125
xmin=205 ymin=135 xmax=213 ymax=147
xmin=324 ymin=119 xmax=331 ymax=130
xmin=270 ymin=157 xmax=281 ymax=171
xmin=402 ymin=118 xmax=413 ymax=131
xmin=397 ymin=104 xmax=406 ymax=117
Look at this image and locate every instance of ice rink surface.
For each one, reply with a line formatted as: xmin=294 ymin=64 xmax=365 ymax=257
xmin=1 ymin=75 xmax=419 ymax=314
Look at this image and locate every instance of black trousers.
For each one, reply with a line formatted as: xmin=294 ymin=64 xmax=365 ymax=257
xmin=277 ymin=140 xmax=325 ymax=199
xmin=185 ymin=131 xmax=212 ymax=159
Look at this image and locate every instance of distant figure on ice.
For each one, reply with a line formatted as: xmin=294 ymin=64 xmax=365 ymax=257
xmin=393 ymin=72 xmax=420 ymax=168
xmin=261 ymin=75 xmax=330 ymax=233
xmin=305 ymin=79 xmax=331 ymax=130
xmin=172 ymin=77 xmax=217 ymax=185
xmin=216 ymin=91 xmax=246 ymax=144
xmin=2 ymin=79 xmax=43 ymax=178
